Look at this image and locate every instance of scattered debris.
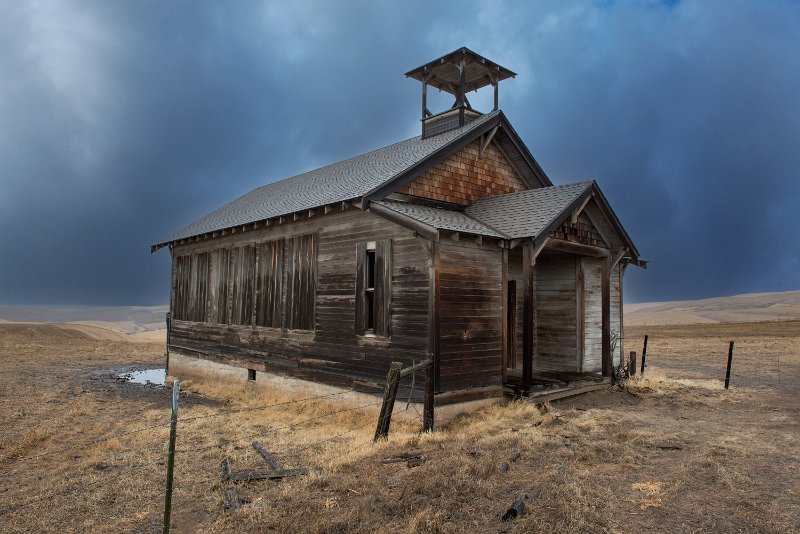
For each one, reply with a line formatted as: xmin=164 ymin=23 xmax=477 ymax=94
xmin=219 ymin=440 xmax=312 ymax=511
xmin=501 ymin=488 xmax=541 ymax=521
xmin=499 ymin=463 xmax=509 ymax=473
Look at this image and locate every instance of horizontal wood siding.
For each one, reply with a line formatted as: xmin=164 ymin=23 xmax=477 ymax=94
xmin=535 ymin=252 xmax=578 ymax=373
xmin=169 ymin=209 xmax=430 ymax=396
xmin=397 ymin=140 xmax=527 ymax=205
xmin=438 ymin=240 xmax=503 ymax=390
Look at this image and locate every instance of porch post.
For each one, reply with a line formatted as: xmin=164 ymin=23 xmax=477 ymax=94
xmin=522 ymin=241 xmax=535 ymax=390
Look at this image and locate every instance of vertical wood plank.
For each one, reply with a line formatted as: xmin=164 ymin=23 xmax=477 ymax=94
xmin=354 ymin=242 xmax=366 ymax=336
xmin=601 ymin=257 xmax=611 ymax=376
xmin=522 ymin=242 xmax=533 ymax=390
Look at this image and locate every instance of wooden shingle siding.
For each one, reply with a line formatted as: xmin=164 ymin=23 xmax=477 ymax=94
xmin=169 ymin=210 xmax=430 ymax=395
xmin=438 ymin=240 xmax=503 ymax=390
xmin=397 ymin=140 xmax=527 ymax=205
xmin=535 ymin=252 xmax=578 ymax=372
xmin=552 ymin=212 xmax=604 ymax=248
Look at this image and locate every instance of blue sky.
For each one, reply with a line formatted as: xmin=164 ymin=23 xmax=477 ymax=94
xmin=1 ymin=0 xmax=798 ymax=305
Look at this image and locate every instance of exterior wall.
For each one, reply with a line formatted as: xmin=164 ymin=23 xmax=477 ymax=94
xmin=534 ymin=252 xmax=579 ymax=373
xmin=169 ymin=208 xmax=430 ymax=398
xmin=581 ymin=257 xmax=603 ymax=372
xmin=611 ymin=263 xmax=623 ymax=367
xmin=397 ymin=140 xmax=527 ymax=205
xmin=437 ymin=239 xmax=504 ymax=391
xmin=506 ymin=247 xmax=525 ymax=370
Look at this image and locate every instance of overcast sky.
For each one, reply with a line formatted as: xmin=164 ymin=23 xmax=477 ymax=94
xmin=1 ymin=0 xmax=798 ymax=306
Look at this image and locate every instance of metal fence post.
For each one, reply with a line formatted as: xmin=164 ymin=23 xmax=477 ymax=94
xmin=724 ymin=340 xmax=734 ymax=389
xmin=163 ymin=379 xmax=180 ymax=534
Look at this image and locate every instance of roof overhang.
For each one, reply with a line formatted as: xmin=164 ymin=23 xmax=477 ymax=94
xmin=405 ymin=47 xmax=516 ymax=95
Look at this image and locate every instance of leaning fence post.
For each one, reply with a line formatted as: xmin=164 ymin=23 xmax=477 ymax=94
xmin=163 ymin=379 xmax=180 ymax=534
xmin=374 ymin=362 xmax=403 ymax=442
xmin=640 ymin=335 xmax=648 ymax=374
xmin=724 ymin=340 xmax=734 ymax=389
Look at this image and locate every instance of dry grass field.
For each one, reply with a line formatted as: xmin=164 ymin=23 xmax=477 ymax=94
xmin=1 ymin=319 xmax=798 ymax=533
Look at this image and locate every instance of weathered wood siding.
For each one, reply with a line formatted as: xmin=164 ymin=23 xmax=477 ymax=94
xmin=506 ymin=247 xmax=525 ymax=370
xmin=581 ymin=257 xmax=603 ymax=372
xmin=169 ymin=209 xmax=430 ymax=395
xmin=438 ymin=239 xmax=504 ymax=391
xmin=610 ymin=263 xmax=622 ymax=367
xmin=552 ymin=212 xmax=605 ymax=248
xmin=397 ymin=140 xmax=527 ymax=205
xmin=534 ymin=252 xmax=578 ymax=372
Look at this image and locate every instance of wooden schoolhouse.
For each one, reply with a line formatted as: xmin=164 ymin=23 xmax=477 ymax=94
xmin=152 ymin=48 xmax=645 ymax=423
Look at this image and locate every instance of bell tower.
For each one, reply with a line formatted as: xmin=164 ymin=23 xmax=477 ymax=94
xmin=405 ymin=47 xmax=516 ymax=138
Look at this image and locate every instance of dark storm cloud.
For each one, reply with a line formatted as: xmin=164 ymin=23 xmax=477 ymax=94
xmin=0 ymin=0 xmax=797 ymax=305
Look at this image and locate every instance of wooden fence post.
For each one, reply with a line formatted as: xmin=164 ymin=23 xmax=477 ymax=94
xmin=163 ymin=379 xmax=180 ymax=534
xmin=640 ymin=335 xmax=648 ymax=374
xmin=375 ymin=362 xmax=403 ymax=442
xmin=628 ymin=351 xmax=637 ymax=376
xmin=724 ymin=340 xmax=734 ymax=389
xmin=423 ymin=357 xmax=434 ymax=432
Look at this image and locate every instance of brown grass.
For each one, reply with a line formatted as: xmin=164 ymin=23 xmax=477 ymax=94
xmin=1 ymin=321 xmax=799 ymax=532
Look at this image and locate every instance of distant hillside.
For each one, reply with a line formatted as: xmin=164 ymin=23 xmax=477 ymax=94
xmin=625 ymin=290 xmax=800 ymax=326
xmin=0 ymin=305 xmax=167 ymax=334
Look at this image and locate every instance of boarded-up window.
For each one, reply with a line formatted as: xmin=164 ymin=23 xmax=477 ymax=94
xmin=255 ymin=240 xmax=283 ymax=328
xmin=173 ymin=252 xmax=209 ymax=322
xmin=355 ymin=239 xmax=392 ymax=337
xmin=230 ymin=245 xmax=256 ymax=325
xmin=209 ymin=248 xmax=230 ymax=324
xmin=173 ymin=255 xmax=189 ymax=321
xmin=284 ymin=234 xmax=316 ymax=331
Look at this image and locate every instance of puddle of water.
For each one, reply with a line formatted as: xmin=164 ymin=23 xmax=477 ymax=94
xmin=117 ymin=368 xmax=166 ymax=386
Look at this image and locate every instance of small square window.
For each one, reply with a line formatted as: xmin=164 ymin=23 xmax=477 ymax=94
xmin=247 ymin=369 xmax=256 ymax=382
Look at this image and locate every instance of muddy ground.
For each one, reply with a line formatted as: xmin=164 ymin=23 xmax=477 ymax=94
xmin=0 ymin=321 xmax=798 ymax=533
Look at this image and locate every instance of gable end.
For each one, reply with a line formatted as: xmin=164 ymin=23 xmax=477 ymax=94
xmin=397 ymin=140 xmax=527 ymax=205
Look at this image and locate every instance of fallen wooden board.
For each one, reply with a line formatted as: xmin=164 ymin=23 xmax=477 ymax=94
xmin=228 ymin=467 xmax=311 ymax=482
xmin=252 ymin=442 xmax=281 ymax=470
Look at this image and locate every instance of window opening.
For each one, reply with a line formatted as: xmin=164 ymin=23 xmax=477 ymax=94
xmin=365 ymin=247 xmax=376 ymax=333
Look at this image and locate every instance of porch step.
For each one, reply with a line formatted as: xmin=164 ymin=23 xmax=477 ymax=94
xmin=504 ymin=377 xmax=612 ymax=403
xmin=528 ymin=378 xmax=612 ymax=403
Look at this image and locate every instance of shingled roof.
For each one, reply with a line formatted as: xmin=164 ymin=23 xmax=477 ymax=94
xmin=465 ymin=181 xmax=593 ymax=239
xmin=371 ymin=182 xmax=593 ymax=242
xmin=153 ymin=111 xmax=501 ymax=250
xmin=370 ymin=180 xmax=640 ymax=260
